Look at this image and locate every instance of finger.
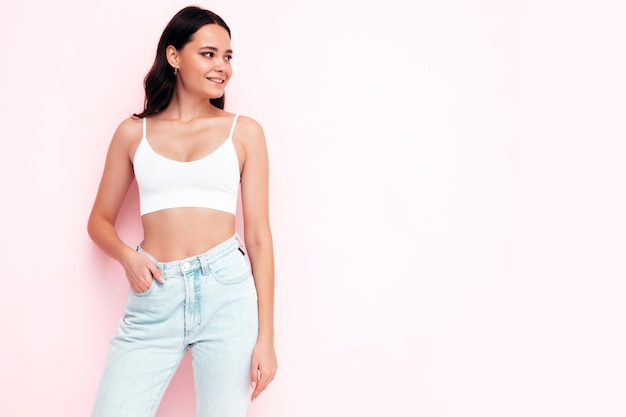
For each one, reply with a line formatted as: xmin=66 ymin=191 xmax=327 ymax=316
xmin=131 ymin=278 xmax=150 ymax=293
xmin=250 ymin=364 xmax=259 ymax=391
xmin=251 ymin=370 xmax=274 ymax=401
xmin=251 ymin=380 xmax=261 ymax=401
xmin=132 ymin=269 xmax=155 ymax=292
xmin=251 ymin=377 xmax=266 ymax=401
xmin=148 ymin=263 xmax=165 ymax=283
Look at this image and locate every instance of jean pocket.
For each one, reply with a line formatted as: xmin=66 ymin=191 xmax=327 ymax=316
xmin=210 ymin=250 xmax=251 ymax=285
xmin=131 ymin=279 xmax=156 ymax=297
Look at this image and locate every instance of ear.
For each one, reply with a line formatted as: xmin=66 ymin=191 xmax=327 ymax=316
xmin=166 ymin=45 xmax=180 ymax=70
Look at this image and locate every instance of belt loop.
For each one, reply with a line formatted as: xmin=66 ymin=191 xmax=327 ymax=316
xmin=200 ymin=253 xmax=210 ymax=275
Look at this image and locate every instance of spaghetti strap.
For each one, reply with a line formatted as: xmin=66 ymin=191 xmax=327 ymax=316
xmin=227 ymin=115 xmax=239 ymax=140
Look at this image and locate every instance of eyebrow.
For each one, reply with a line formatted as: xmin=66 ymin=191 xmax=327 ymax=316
xmin=199 ymin=46 xmax=233 ymax=54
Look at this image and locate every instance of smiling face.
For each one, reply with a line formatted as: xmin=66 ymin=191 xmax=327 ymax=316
xmin=167 ymin=23 xmax=233 ymax=100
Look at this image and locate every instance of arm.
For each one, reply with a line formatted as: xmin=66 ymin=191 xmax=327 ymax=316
xmin=238 ymin=116 xmax=278 ymax=401
xmin=87 ymin=118 xmax=163 ymax=293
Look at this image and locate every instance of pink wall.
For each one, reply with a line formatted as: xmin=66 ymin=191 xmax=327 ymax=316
xmin=1 ymin=1 xmax=625 ymax=416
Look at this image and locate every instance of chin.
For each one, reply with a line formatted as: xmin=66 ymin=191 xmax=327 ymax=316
xmin=207 ymin=92 xmax=224 ymax=100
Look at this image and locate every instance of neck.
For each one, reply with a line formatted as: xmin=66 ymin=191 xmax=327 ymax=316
xmin=164 ymin=91 xmax=221 ymax=122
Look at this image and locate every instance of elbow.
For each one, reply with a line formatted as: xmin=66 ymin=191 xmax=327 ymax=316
xmin=244 ymin=226 xmax=273 ymax=249
xmin=87 ymin=211 xmax=108 ymax=243
xmin=86 ymin=214 xmax=97 ymax=242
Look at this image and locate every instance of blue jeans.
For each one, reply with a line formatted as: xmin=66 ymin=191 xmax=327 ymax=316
xmin=91 ymin=234 xmax=259 ymax=417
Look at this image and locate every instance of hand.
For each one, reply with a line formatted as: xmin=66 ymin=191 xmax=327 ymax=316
xmin=250 ymin=338 xmax=277 ymax=401
xmin=122 ymin=250 xmax=164 ymax=293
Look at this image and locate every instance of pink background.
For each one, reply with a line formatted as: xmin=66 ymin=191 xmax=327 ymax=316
xmin=1 ymin=1 xmax=625 ymax=416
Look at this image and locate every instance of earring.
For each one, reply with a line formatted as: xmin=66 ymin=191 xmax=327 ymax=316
xmin=174 ymin=67 xmax=179 ymax=76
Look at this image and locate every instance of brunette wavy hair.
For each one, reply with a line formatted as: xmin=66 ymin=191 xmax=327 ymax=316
xmin=134 ymin=6 xmax=231 ymax=118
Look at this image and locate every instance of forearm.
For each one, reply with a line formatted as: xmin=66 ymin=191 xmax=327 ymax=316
xmin=87 ymin=214 xmax=136 ymax=266
xmin=246 ymin=235 xmax=275 ymax=341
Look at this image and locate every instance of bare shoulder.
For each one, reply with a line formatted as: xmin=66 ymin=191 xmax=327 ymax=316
xmin=112 ymin=116 xmax=143 ymax=146
xmin=234 ymin=115 xmax=266 ymax=144
xmin=106 ymin=117 xmax=143 ymax=162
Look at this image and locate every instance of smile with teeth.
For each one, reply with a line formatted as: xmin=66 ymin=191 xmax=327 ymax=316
xmin=207 ymin=77 xmax=225 ymax=84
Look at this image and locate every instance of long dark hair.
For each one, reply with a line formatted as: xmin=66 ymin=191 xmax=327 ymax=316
xmin=134 ymin=6 xmax=231 ymax=118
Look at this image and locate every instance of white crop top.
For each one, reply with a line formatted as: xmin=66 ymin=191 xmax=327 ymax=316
xmin=133 ymin=115 xmax=240 ymax=216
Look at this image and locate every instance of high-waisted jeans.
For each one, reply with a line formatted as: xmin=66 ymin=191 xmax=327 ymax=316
xmin=91 ymin=234 xmax=259 ymax=417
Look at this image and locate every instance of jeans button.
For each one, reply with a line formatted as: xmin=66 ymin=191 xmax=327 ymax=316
xmin=183 ymin=261 xmax=191 ymax=270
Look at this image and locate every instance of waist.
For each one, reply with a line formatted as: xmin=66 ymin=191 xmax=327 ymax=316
xmin=140 ymin=208 xmax=236 ymax=261
xmin=137 ymin=233 xmax=243 ymax=274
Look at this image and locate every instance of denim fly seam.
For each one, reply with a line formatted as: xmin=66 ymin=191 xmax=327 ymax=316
xmin=136 ymin=234 xmax=243 ymax=340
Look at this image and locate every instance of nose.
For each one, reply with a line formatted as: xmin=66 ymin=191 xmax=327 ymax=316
xmin=214 ymin=58 xmax=227 ymax=72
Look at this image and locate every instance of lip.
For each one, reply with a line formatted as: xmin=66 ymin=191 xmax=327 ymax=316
xmin=206 ymin=77 xmax=226 ymax=84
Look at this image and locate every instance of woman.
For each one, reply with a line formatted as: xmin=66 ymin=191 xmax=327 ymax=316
xmin=88 ymin=6 xmax=277 ymax=417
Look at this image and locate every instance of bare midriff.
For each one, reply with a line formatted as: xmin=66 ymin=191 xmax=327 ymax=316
xmin=140 ymin=207 xmax=236 ymax=262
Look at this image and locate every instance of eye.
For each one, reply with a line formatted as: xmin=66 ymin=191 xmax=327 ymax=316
xmin=202 ymin=51 xmax=215 ymax=58
xmin=225 ymin=55 xmax=233 ymax=61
